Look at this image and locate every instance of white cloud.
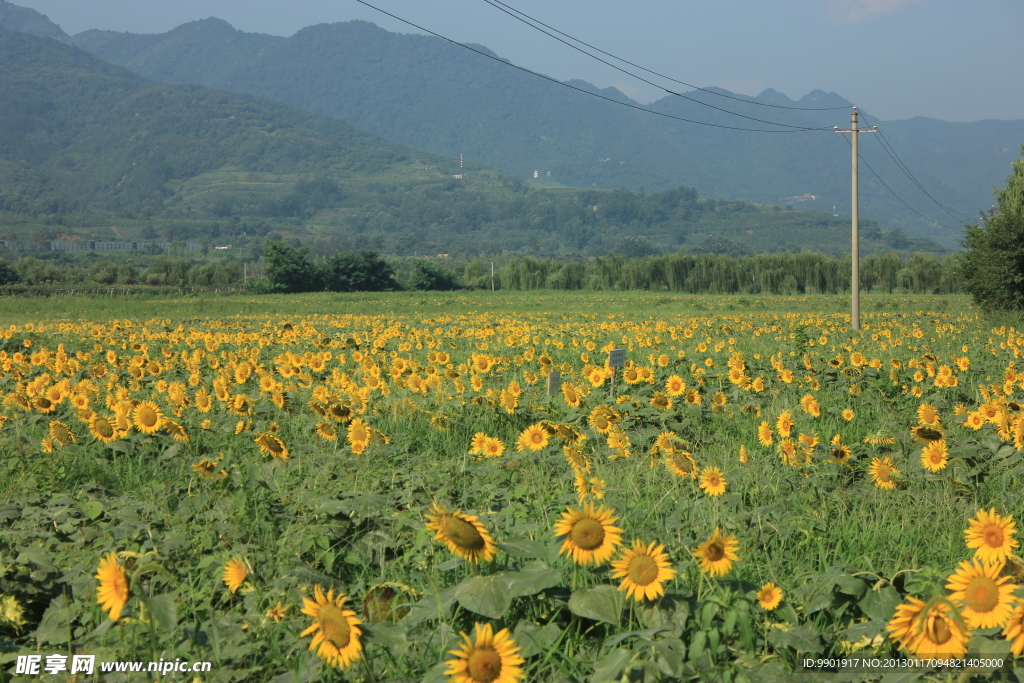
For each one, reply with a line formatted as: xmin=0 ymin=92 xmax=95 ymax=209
xmin=828 ymin=0 xmax=922 ymax=23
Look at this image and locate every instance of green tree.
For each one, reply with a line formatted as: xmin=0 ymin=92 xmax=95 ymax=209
xmin=317 ymin=252 xmax=398 ymax=292
xmin=959 ymin=147 xmax=1024 ymax=311
xmin=262 ymin=240 xmax=318 ymax=293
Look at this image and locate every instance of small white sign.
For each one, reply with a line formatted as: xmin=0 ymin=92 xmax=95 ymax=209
xmin=608 ymin=349 xmax=626 ymax=367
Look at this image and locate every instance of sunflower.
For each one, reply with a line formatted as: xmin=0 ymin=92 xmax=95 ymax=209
xmin=868 ymin=457 xmax=899 ymax=490
xmin=95 ymin=552 xmax=129 ymax=621
xmin=265 ymin=601 xmax=288 ymax=623
xmin=920 ymin=440 xmax=948 ymax=472
xmin=446 ymin=622 xmax=524 ymax=683
xmin=316 ymin=422 xmax=338 ymax=441
xmin=757 ymin=583 xmax=783 ymax=610
xmin=841 ymin=408 xmax=855 ymax=421
xmin=255 ymin=432 xmax=289 ymax=460
xmin=553 ymin=503 xmax=623 ymax=566
xmin=917 ymin=403 xmax=941 ymax=426
xmin=87 ymin=414 xmax=118 ymax=443
xmin=664 ymin=449 xmax=697 ymax=479
xmin=610 ymin=539 xmax=677 ymax=602
xmin=132 ymin=400 xmax=163 ymax=435
xmin=481 ymin=436 xmax=505 ymax=458
xmin=163 ymin=419 xmax=189 ymax=443
xmin=964 ymin=411 xmax=986 ymax=430
xmin=693 ymin=528 xmax=739 ymax=577
xmin=964 ymin=508 xmax=1019 ymax=565
xmin=561 ymin=383 xmax=582 ymax=408
xmin=1003 ymin=601 xmax=1024 ymax=657
xmin=650 ymin=392 xmax=673 ymax=411
xmin=698 ymin=466 xmax=727 ymax=496
xmin=887 ymin=596 xmax=927 ymax=650
xmin=800 ymin=394 xmax=821 ymax=418
xmin=516 ymin=423 xmax=549 ymax=452
xmin=347 ymin=418 xmax=370 ymax=452
xmin=910 ymin=425 xmax=945 ymax=443
xmin=48 ymin=420 xmax=76 ymax=446
xmin=222 ymin=557 xmax=248 ymax=594
xmin=588 ymin=406 xmax=617 ymax=434
xmin=424 ymin=503 xmax=496 ymax=564
xmin=300 ymin=585 xmax=363 ymax=670
xmin=776 ymin=411 xmax=794 ymax=438
xmin=757 ymin=421 xmax=774 ymax=446
xmin=945 ymin=558 xmax=1018 ymax=629
xmin=905 ymin=601 xmax=970 ymax=658
xmin=665 ymin=374 xmax=686 ymax=397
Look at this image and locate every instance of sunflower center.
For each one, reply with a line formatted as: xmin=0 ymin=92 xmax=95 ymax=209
xmin=466 ymin=647 xmax=502 ymax=683
xmin=964 ymin=576 xmax=999 ymax=613
xmin=96 ymin=420 xmax=114 ymax=438
xmin=627 ymin=554 xmax=659 ymax=586
xmin=569 ymin=518 xmax=605 ymax=550
xmin=924 ymin=613 xmax=952 ymax=645
xmin=706 ymin=541 xmax=725 ymax=562
xmin=317 ymin=604 xmax=352 ymax=649
xmin=441 ymin=515 xmax=485 ymax=550
xmin=138 ymin=408 xmax=157 ymax=427
xmin=984 ymin=526 xmax=1005 ymax=548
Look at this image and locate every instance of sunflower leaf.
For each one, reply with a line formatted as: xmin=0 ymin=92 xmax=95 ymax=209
xmin=502 ymin=562 xmax=561 ymax=597
xmin=141 ymin=594 xmax=177 ymax=631
xmin=568 ymin=585 xmax=624 ymax=625
xmin=454 ymin=575 xmax=512 ymax=619
xmin=589 ymin=647 xmax=630 ymax=683
xmin=499 ymin=538 xmax=549 ymax=560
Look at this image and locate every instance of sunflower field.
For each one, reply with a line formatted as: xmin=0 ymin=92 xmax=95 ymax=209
xmin=1 ymin=291 xmax=1023 ymax=682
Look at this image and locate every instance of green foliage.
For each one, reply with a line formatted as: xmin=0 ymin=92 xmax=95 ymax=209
xmin=958 ymin=147 xmax=1024 ymax=311
xmin=408 ymin=261 xmax=462 ymax=291
xmin=261 ymin=241 xmax=319 ymax=293
xmin=318 ymin=251 xmax=398 ymax=292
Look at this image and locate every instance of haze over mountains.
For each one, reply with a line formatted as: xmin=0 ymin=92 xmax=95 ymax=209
xmin=1 ymin=1 xmax=1021 ymax=253
xmin=60 ymin=14 xmax=1024 ymax=247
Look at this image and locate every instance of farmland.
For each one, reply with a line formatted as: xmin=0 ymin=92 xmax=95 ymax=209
xmin=1 ymin=290 xmax=1023 ymax=682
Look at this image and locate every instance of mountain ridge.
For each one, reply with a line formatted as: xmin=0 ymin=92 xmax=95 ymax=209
xmin=61 ymin=16 xmax=1024 ymax=246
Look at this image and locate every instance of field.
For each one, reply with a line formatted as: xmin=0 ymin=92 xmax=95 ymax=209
xmin=1 ymin=290 xmax=1023 ymax=682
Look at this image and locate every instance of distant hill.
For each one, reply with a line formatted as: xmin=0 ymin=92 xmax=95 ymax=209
xmin=0 ymin=27 xmax=942 ymax=257
xmin=0 ymin=0 xmax=65 ymax=39
xmin=68 ymin=18 xmax=1024 ymax=247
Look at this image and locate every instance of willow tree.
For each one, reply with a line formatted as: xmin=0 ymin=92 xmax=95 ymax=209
xmin=959 ymin=148 xmax=1024 ymax=311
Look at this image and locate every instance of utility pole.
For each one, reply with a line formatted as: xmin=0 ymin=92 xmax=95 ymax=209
xmin=490 ymin=261 xmax=494 ymax=292
xmin=834 ymin=107 xmax=876 ymax=331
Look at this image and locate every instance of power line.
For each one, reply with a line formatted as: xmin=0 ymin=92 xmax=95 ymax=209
xmin=480 ymin=0 xmax=830 ymax=131
xmin=838 ymin=133 xmax=961 ymax=231
xmin=354 ymin=0 xmax=827 ymax=133
xmin=485 ymin=0 xmax=849 ymax=112
xmin=871 ymin=127 xmax=975 ymax=220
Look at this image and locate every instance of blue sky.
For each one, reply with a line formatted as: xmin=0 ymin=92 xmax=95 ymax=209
xmin=17 ymin=0 xmax=1024 ymax=122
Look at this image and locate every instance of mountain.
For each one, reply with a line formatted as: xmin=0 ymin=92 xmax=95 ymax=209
xmin=0 ymin=0 xmax=65 ymax=39
xmin=0 ymin=26 xmax=462 ymax=217
xmin=0 ymin=26 xmax=943 ymax=257
xmin=68 ymin=18 xmax=1024 ymax=247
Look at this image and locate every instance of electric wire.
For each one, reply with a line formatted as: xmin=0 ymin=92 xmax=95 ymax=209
xmin=486 ymin=0 xmax=848 ymax=111
xmin=354 ymin=0 xmax=826 ymax=133
xmin=871 ymin=127 xmax=975 ymax=219
xmin=480 ymin=0 xmax=830 ymax=130
xmin=838 ymin=133 xmax=960 ymax=230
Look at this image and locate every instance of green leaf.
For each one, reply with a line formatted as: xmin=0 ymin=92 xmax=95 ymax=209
xmin=840 ymin=618 xmax=885 ymax=641
xmin=513 ymin=621 xmax=562 ymax=658
xmin=365 ymin=623 xmax=410 ymax=657
xmin=835 ymin=575 xmax=868 ymax=598
xmin=499 ymin=538 xmax=550 ymax=560
xmin=502 ymin=561 xmax=561 ymax=597
xmin=141 ymin=594 xmax=177 ymax=630
xmin=454 ymin=575 xmax=513 ymax=619
xmin=858 ymin=585 xmax=902 ymax=622
xmin=589 ymin=647 xmax=630 ymax=683
xmin=766 ymin=624 xmax=822 ymax=655
xmin=16 ymin=547 xmax=56 ymax=572
xmin=604 ymin=625 xmax=672 ymax=648
xmin=77 ymin=500 xmax=104 ymax=520
xmin=569 ymin=585 xmax=624 ymax=625
xmin=401 ymin=585 xmax=458 ymax=627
